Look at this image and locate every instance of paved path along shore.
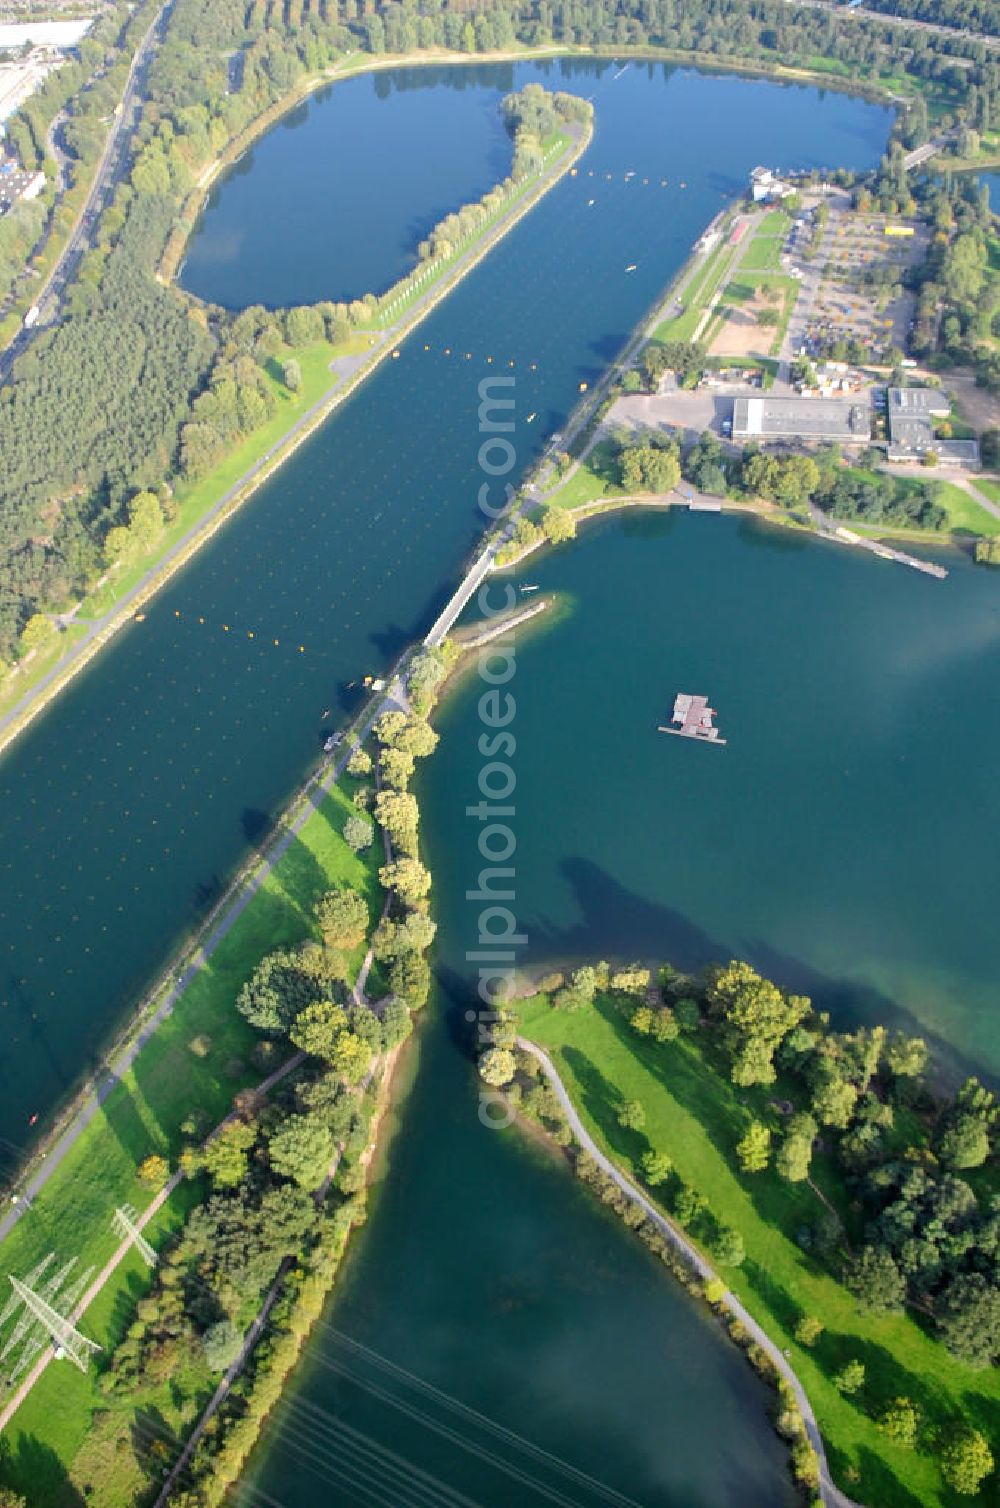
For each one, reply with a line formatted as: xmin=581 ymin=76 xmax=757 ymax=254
xmin=518 ymin=1038 xmax=862 ymax=1508
xmin=0 ymin=1048 xmax=306 ymax=1434
xmin=0 ymin=122 xmax=585 ymax=757
xmin=0 ymin=671 xmax=410 ymax=1251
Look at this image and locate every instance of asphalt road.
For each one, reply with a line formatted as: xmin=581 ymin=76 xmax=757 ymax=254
xmin=0 ymin=0 xmax=173 ymax=384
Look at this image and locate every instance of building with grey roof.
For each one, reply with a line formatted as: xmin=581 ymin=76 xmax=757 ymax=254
xmin=885 ymin=387 xmax=978 ymax=466
xmin=732 ymin=395 xmax=871 ymax=443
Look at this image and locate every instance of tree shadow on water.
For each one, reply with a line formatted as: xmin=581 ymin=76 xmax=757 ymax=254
xmin=240 ymin=807 xmax=271 ymax=844
xmin=531 ymin=857 xmax=983 ymax=1084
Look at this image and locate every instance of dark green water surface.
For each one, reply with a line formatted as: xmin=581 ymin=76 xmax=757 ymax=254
xmin=12 ymin=53 xmax=998 ymax=1508
xmin=0 ymin=59 xmax=890 ymax=1154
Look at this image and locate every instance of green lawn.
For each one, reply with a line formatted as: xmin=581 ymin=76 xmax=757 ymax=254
xmin=547 ymin=439 xmax=626 ymax=510
xmin=0 ymin=769 xmax=383 ymax=1504
xmin=652 ymin=233 xmax=734 ymax=343
xmin=976 ymin=478 xmax=1000 ymax=506
xmin=929 ymin=479 xmax=1000 ymax=536
xmin=518 ymin=992 xmax=1000 ymax=1508
xmin=849 ymin=468 xmax=1000 ymax=538
xmin=740 ymin=217 xmax=790 ymax=274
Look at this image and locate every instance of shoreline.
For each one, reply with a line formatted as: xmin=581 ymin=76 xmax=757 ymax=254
xmin=513 ymin=1034 xmax=856 ymax=1508
xmin=0 ymin=109 xmax=590 ymax=762
xmin=161 ymin=39 xmax=903 ymax=286
xmin=151 ymin=1031 xmax=411 ymax=1508
xmin=0 ymin=38 xmax=914 ymax=757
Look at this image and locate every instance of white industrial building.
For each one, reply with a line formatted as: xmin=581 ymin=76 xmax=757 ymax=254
xmin=732 ymin=394 xmax=872 ymax=443
xmin=0 ymin=20 xmax=94 ymax=50
xmin=0 ymin=18 xmax=93 ymax=129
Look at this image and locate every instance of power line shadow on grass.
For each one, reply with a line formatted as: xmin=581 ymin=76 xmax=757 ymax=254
xmin=103 ymin=1265 xmax=155 ymax=1359
xmin=131 ymin=1403 xmax=179 ymax=1488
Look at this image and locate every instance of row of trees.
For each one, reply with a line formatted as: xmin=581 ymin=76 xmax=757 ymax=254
xmin=501 ymin=81 xmax=591 ymax=177
xmin=96 ymin=683 xmax=451 ymax=1497
xmin=695 ymin=959 xmax=1000 ymax=1372
xmin=906 ymin=176 xmax=1000 ymax=395
xmin=858 ymin=0 xmax=1000 ymax=40
xmin=0 ymin=2 xmax=158 ymax=312
xmin=4 ymin=0 xmax=998 ymax=657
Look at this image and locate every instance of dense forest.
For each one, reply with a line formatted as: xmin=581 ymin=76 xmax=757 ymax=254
xmin=0 ymin=0 xmax=998 ymax=663
xmin=907 ymin=175 xmax=1000 ymax=392
xmin=0 ymin=1 xmax=155 ymax=308
xmin=857 ymin=0 xmax=1000 ymax=41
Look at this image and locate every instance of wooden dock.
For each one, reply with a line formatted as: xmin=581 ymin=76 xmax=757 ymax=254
xmin=658 ymin=724 xmax=727 ymax=745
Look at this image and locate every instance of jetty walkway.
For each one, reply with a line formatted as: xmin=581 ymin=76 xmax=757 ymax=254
xmin=519 ymin=1038 xmax=862 ymax=1508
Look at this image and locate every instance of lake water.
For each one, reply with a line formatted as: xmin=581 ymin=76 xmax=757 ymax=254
xmin=180 ymin=67 xmax=517 ymax=308
xmin=980 ymin=170 xmax=1000 ymax=214
xmin=0 ymin=59 xmax=891 ymax=1156
xmin=1 ymin=57 xmax=909 ymax=1508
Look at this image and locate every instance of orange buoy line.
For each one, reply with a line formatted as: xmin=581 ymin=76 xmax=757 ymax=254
xmin=160 ymin=608 xmax=307 ymax=653
xmin=582 ymin=169 xmax=673 ymax=187
xmin=398 ymin=344 xmax=540 ymax=370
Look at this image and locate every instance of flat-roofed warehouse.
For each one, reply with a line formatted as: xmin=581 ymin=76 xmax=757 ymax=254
xmin=732 ymin=395 xmax=872 ymax=443
xmin=886 ymin=386 xmax=978 ymax=465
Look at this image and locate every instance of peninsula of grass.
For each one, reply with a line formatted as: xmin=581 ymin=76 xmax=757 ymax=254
xmin=0 ymin=767 xmax=383 ymax=1505
xmin=517 ymin=989 xmax=1000 ymax=1508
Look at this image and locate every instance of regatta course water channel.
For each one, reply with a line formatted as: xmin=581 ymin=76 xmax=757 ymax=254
xmin=0 ymin=59 xmax=891 ymax=1154
xmin=15 ymin=50 xmax=1000 ymax=1508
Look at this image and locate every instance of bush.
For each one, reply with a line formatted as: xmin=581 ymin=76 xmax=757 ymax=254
xmin=201 ymin=1318 xmax=243 ymax=1374
xmin=343 ymin=813 xmax=374 ymax=852
xmin=876 ymin=1396 xmax=919 ymax=1448
xmin=479 ymin=1047 xmax=516 ymax=1087
xmin=794 ymin=1315 xmax=824 ymax=1348
xmin=939 ymin=1425 xmax=994 ymax=1496
xmin=833 ymin=1359 xmax=865 ymax=1395
xmin=617 ymin=1098 xmax=645 ymax=1131
xmin=138 ymin=1154 xmax=169 ymax=1189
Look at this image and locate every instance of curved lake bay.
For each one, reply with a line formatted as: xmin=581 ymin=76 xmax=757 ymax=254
xmin=9 ymin=57 xmax=988 ymax=1508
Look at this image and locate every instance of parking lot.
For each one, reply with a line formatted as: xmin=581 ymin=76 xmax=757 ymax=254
xmin=0 ymin=156 xmax=43 ymax=215
xmin=785 ymin=195 xmax=928 ymax=365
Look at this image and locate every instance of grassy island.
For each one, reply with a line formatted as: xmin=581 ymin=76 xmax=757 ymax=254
xmin=505 ymin=965 xmax=1000 ymax=1507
